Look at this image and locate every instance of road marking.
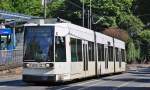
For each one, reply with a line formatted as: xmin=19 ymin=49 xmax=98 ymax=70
xmin=56 ymin=73 xmax=128 ymax=90
xmin=56 ymin=79 xmax=102 ymax=90
xmin=113 ymin=79 xmax=135 ymax=90
xmin=77 ymin=81 xmax=107 ymax=90
xmin=77 ymin=74 xmax=130 ymax=90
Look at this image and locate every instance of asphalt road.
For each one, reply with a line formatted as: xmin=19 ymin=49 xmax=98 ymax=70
xmin=0 ymin=67 xmax=150 ymax=90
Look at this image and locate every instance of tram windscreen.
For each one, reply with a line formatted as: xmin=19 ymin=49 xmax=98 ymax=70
xmin=23 ymin=26 xmax=54 ymax=62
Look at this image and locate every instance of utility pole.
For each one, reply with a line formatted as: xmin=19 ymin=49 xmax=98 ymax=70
xmin=88 ymin=10 xmax=90 ymax=29
xmin=90 ymin=0 xmax=92 ymax=30
xmin=82 ymin=0 xmax=85 ymax=27
xmin=113 ymin=37 xmax=116 ymax=73
xmin=90 ymin=0 xmax=98 ymax=77
xmin=44 ymin=0 xmax=47 ymax=19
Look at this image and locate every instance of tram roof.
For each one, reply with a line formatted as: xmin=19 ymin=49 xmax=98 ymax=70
xmin=24 ymin=18 xmax=125 ymax=43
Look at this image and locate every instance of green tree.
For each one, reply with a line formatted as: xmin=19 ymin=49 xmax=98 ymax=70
xmin=0 ymin=0 xmax=14 ymax=11
xmin=139 ymin=30 xmax=150 ymax=42
xmin=12 ymin=0 xmax=42 ymax=16
xmin=139 ymin=30 xmax=150 ymax=62
xmin=46 ymin=0 xmax=145 ymax=63
xmin=1 ymin=0 xmax=148 ymax=63
xmin=0 ymin=0 xmax=42 ymax=16
xmin=127 ymin=39 xmax=139 ymax=63
xmin=133 ymin=0 xmax=150 ymax=25
xmin=47 ymin=0 xmax=83 ymax=25
xmin=90 ymin=0 xmax=134 ymax=27
xmin=117 ymin=14 xmax=144 ymax=39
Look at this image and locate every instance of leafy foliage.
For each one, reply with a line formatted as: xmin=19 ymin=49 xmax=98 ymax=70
xmin=139 ymin=30 xmax=150 ymax=42
xmin=0 ymin=0 xmax=149 ymax=63
xmin=127 ymin=39 xmax=140 ymax=63
xmin=90 ymin=0 xmax=134 ymax=27
xmin=0 ymin=0 xmax=15 ymax=11
xmin=47 ymin=0 xmax=83 ymax=25
xmin=133 ymin=0 xmax=150 ymax=24
xmin=0 ymin=0 xmax=42 ymax=16
xmin=117 ymin=14 xmax=144 ymax=38
xmin=139 ymin=30 xmax=150 ymax=61
xmin=47 ymin=0 xmax=65 ymax=18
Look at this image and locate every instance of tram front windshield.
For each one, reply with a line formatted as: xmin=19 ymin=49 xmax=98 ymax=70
xmin=23 ymin=26 xmax=54 ymax=62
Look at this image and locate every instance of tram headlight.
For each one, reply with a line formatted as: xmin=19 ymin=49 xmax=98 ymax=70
xmin=45 ymin=64 xmax=50 ymax=67
xmin=45 ymin=63 xmax=54 ymax=68
xmin=23 ymin=63 xmax=30 ymax=68
xmin=26 ymin=64 xmax=30 ymax=67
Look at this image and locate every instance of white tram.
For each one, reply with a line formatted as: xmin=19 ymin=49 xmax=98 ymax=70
xmin=23 ymin=19 xmax=126 ymax=82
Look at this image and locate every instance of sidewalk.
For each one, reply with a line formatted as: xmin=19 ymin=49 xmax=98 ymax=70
xmin=0 ymin=75 xmax=21 ymax=83
xmin=0 ymin=67 xmax=22 ymax=76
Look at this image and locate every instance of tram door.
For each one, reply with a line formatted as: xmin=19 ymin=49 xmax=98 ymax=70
xmin=82 ymin=41 xmax=88 ymax=73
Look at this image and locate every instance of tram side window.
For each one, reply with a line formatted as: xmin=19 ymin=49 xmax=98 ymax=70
xmin=77 ymin=39 xmax=82 ymax=61
xmin=118 ymin=49 xmax=122 ymax=62
xmin=88 ymin=42 xmax=94 ymax=61
xmin=101 ymin=44 xmax=104 ymax=61
xmin=108 ymin=46 xmax=113 ymax=61
xmin=55 ymin=36 xmax=66 ymax=62
xmin=121 ymin=49 xmax=125 ymax=62
xmin=119 ymin=49 xmax=122 ymax=67
xmin=115 ymin=48 xmax=119 ymax=61
xmin=92 ymin=42 xmax=94 ymax=61
xmin=71 ymin=38 xmax=77 ymax=62
xmin=98 ymin=44 xmax=101 ymax=61
xmin=98 ymin=44 xmax=104 ymax=61
xmin=70 ymin=38 xmax=82 ymax=62
xmin=105 ymin=47 xmax=108 ymax=69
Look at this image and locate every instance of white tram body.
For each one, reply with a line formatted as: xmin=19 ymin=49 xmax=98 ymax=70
xmin=23 ymin=19 xmax=126 ymax=82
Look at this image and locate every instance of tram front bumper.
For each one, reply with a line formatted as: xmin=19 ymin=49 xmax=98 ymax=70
xmin=23 ymin=74 xmax=56 ymax=82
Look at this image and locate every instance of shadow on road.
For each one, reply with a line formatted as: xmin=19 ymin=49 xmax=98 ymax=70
xmin=0 ymin=79 xmax=97 ymax=87
xmin=0 ymin=80 xmax=61 ymax=87
xmin=102 ymin=77 xmax=150 ymax=83
xmin=0 ymin=80 xmax=25 ymax=87
xmin=101 ymin=67 xmax=150 ymax=84
xmin=45 ymin=86 xmax=150 ymax=90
